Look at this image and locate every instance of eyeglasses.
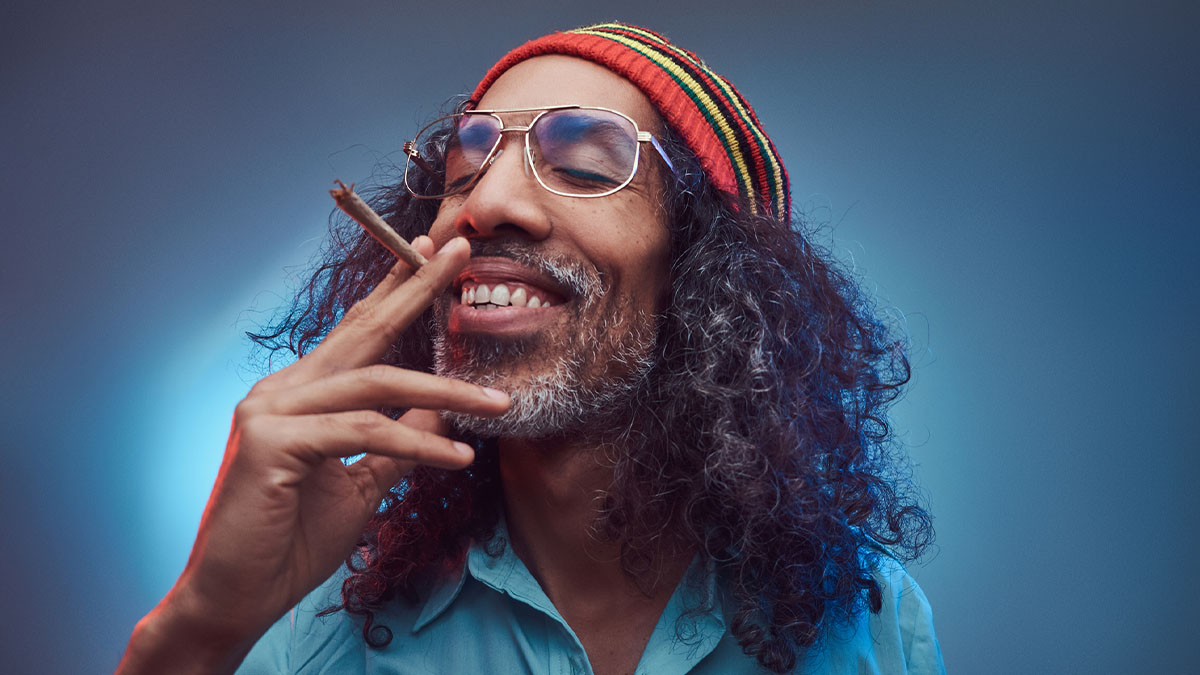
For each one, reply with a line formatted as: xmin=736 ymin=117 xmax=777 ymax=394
xmin=402 ymin=105 xmax=675 ymax=200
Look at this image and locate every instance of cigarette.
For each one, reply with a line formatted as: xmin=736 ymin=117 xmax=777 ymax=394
xmin=329 ymin=180 xmax=427 ymax=269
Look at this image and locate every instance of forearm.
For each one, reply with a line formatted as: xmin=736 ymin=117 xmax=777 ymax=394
xmin=117 ymin=590 xmax=260 ymax=675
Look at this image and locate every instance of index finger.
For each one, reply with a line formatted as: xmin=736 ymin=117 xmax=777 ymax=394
xmin=300 ymin=237 xmax=469 ymax=376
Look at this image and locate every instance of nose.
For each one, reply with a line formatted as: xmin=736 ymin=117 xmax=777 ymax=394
xmin=449 ymin=139 xmax=552 ymax=242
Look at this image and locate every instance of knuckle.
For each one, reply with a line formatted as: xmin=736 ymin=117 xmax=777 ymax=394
xmin=245 ymin=378 xmax=278 ymax=399
xmin=346 ymin=410 xmax=385 ymax=432
xmin=408 ymin=264 xmax=449 ymax=301
xmin=385 ymin=259 xmax=411 ymax=281
xmin=359 ymin=364 xmax=396 ymax=385
xmin=343 ymin=298 xmax=383 ymax=328
xmin=233 ymin=398 xmax=254 ymax=421
xmin=233 ymin=397 xmax=266 ymax=424
xmin=235 ymin=414 xmax=272 ymax=446
xmin=414 ymin=431 xmax=456 ymax=461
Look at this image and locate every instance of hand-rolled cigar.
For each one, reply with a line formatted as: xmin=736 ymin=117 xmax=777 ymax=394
xmin=330 ymin=180 xmax=428 ymax=269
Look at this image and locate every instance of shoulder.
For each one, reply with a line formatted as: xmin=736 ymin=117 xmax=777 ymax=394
xmin=236 ymin=567 xmax=449 ymax=674
xmin=813 ymin=557 xmax=945 ymax=674
xmin=236 ymin=571 xmax=366 ymax=674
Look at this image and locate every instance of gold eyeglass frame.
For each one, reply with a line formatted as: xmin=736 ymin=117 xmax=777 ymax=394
xmin=402 ymin=104 xmax=676 ymax=200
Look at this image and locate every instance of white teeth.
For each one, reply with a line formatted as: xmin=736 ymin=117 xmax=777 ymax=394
xmin=491 ymin=284 xmax=510 ymax=306
xmin=460 ymin=282 xmax=554 ymax=309
xmin=510 ymin=287 xmax=527 ymax=307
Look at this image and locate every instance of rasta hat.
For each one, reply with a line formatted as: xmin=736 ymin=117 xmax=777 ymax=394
xmin=471 ymin=22 xmax=791 ymax=220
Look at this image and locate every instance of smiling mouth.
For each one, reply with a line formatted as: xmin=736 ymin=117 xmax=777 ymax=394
xmin=451 ymin=255 xmax=574 ymax=315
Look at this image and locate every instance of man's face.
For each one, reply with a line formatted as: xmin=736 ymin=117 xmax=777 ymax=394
xmin=427 ymin=55 xmax=672 ymax=439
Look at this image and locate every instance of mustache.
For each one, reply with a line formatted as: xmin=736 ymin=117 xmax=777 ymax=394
xmin=466 ymin=240 xmax=604 ymax=300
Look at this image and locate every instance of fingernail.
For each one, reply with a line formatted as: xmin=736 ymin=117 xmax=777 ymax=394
xmin=453 ymin=441 xmax=474 ymax=457
xmin=481 ymin=386 xmax=508 ymax=401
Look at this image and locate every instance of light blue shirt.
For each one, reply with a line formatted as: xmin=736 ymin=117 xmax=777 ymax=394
xmin=238 ymin=522 xmax=944 ymax=674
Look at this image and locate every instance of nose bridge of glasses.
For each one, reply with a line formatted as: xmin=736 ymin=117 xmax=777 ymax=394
xmin=473 ymin=113 xmax=532 ymax=161
xmin=494 ymin=123 xmax=533 ymax=163
xmin=478 ymin=123 xmax=534 ymax=179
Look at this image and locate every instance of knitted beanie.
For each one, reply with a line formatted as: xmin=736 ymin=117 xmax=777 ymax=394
xmin=471 ymin=22 xmax=791 ymax=219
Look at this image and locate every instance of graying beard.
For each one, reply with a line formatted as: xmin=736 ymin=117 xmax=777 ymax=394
xmin=430 ymin=247 xmax=657 ymax=440
xmin=434 ymin=319 xmax=656 ymax=440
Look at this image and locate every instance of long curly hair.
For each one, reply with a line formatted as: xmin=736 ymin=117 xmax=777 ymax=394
xmin=250 ymin=117 xmax=933 ymax=673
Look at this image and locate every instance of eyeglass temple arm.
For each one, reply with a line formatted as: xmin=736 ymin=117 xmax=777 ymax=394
xmin=640 ymin=132 xmax=677 ymax=176
xmin=403 ymin=141 xmax=440 ymax=177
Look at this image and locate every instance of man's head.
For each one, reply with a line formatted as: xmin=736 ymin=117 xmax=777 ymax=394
xmin=421 ymin=23 xmax=792 ymax=440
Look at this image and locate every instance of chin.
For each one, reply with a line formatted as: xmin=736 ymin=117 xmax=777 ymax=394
xmin=430 ymin=287 xmax=661 ymax=444
xmin=434 ymin=337 xmax=657 ymax=444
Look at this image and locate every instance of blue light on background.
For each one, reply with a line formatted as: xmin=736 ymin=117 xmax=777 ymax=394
xmin=1 ymin=1 xmax=1196 ymax=673
xmin=134 ymin=265 xmax=306 ymax=596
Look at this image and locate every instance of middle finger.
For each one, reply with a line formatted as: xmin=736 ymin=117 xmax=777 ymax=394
xmin=265 ymin=364 xmax=510 ymax=417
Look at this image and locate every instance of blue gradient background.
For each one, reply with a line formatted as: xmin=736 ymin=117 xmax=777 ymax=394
xmin=2 ymin=1 xmax=1196 ymax=672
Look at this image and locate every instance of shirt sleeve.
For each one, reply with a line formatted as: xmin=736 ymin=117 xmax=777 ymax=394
xmin=890 ymin=563 xmax=946 ymax=675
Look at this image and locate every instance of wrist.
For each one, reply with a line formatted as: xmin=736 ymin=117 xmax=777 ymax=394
xmin=117 ymin=586 xmax=260 ymax=675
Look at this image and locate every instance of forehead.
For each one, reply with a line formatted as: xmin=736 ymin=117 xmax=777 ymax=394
xmin=474 ymin=55 xmax=660 ymax=132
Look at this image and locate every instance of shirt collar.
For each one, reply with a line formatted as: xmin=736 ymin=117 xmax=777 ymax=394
xmin=636 ymin=554 xmax=727 ymax=675
xmin=411 ymin=516 xmax=728 ymax=674
xmin=410 ymin=554 xmax=470 ymax=634
xmin=410 ymin=514 xmax=525 ymax=634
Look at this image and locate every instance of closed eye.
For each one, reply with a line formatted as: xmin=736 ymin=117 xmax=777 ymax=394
xmin=553 ymin=167 xmax=621 ymax=185
xmin=445 ymin=174 xmax=475 ymax=191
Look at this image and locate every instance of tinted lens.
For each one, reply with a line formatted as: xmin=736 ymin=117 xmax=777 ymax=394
xmin=529 ymin=109 xmax=639 ymax=195
xmin=405 ymin=114 xmax=502 ymax=197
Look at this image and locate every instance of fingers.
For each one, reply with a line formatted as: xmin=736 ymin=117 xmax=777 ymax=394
xmin=369 ymin=235 xmax=435 ymax=298
xmin=299 ymin=237 xmax=469 ymax=376
xmin=255 ymin=236 xmax=440 ymax=391
xmin=398 ymin=408 xmax=450 ymax=434
xmin=262 ymin=365 xmax=510 ymax=417
xmin=244 ymin=409 xmax=474 ymax=470
xmin=346 ymin=454 xmax=414 ymax=501
xmin=229 ymin=236 xmax=489 ymax=483
xmin=344 ymin=410 xmax=450 ymax=496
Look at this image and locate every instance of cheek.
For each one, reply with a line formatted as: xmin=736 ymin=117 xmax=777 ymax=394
xmin=603 ymin=216 xmax=671 ymax=311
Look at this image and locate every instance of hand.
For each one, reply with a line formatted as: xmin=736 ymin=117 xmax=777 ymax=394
xmin=119 ymin=236 xmax=509 ymax=673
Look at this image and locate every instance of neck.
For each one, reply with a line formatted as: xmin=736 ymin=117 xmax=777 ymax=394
xmin=496 ymin=436 xmax=689 ymax=605
xmin=495 ymin=435 xmax=696 ymax=675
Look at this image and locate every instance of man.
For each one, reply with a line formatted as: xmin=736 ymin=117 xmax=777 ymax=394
xmin=119 ymin=23 xmax=943 ymax=674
